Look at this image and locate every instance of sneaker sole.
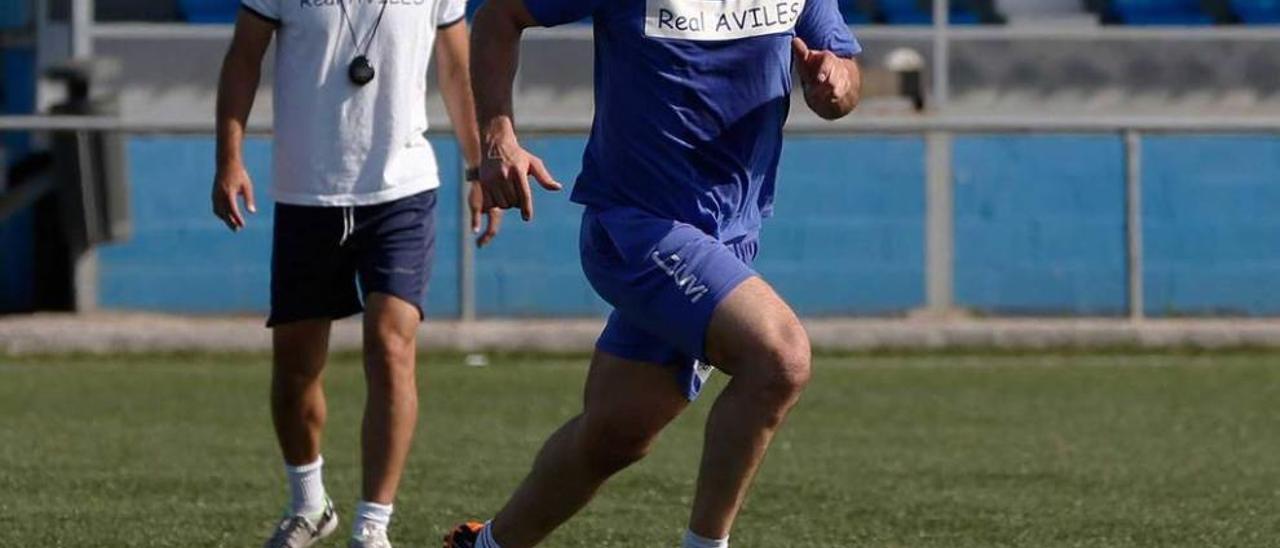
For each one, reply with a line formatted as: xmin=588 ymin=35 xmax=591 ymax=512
xmin=313 ymin=512 xmax=339 ymax=545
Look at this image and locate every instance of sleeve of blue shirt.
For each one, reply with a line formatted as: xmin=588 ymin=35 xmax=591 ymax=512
xmin=524 ymin=0 xmax=604 ymax=27
xmin=795 ymin=0 xmax=861 ymax=57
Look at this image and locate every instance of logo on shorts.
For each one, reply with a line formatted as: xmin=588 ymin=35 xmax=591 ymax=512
xmin=645 ymin=0 xmax=805 ymax=41
xmin=651 ymin=251 xmax=710 ymax=304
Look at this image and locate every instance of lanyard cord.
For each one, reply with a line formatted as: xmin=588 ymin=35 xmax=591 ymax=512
xmin=337 ymin=0 xmax=390 ymax=58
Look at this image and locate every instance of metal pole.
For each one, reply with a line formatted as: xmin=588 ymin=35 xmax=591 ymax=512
xmin=70 ymin=0 xmax=93 ymax=58
xmin=931 ymin=0 xmax=950 ymax=109
xmin=925 ymin=130 xmax=954 ymax=316
xmin=70 ymin=0 xmax=99 ymax=312
xmin=458 ymin=155 xmax=477 ymax=322
xmin=1125 ymin=130 xmax=1144 ymax=321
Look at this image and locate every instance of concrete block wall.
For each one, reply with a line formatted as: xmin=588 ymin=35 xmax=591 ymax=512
xmin=954 ymin=135 xmax=1127 ymax=315
xmin=87 ymin=133 xmax=1280 ymax=318
xmin=1143 ymin=135 xmax=1280 ymax=316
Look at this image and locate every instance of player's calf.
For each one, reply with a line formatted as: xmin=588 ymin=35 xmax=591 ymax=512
xmin=688 ymin=277 xmax=813 ymax=541
xmin=577 ymin=410 xmax=664 ymax=475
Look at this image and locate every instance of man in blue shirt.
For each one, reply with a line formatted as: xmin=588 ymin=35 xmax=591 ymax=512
xmin=448 ymin=0 xmax=859 ymax=546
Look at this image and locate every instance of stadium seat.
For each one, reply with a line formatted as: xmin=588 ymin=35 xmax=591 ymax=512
xmin=0 ymin=1 xmax=30 ymax=29
xmin=1231 ymin=0 xmax=1280 ymax=23
xmin=466 ymin=0 xmax=593 ymax=23
xmin=876 ymin=0 xmax=987 ymax=24
xmin=995 ymin=0 xmax=1099 ymax=25
xmin=178 ymin=0 xmax=240 ymax=24
xmin=838 ymin=0 xmax=876 ymax=23
xmin=1106 ymin=0 xmax=1216 ymax=25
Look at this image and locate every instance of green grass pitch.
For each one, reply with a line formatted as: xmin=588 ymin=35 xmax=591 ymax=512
xmin=1 ymin=351 xmax=1278 ymax=547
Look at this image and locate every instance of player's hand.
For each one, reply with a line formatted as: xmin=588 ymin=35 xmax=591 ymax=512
xmin=469 ymin=181 xmax=505 ymax=247
xmin=211 ymin=164 xmax=257 ymax=232
xmin=480 ymin=134 xmax=563 ymax=222
xmin=792 ymin=37 xmax=856 ymax=119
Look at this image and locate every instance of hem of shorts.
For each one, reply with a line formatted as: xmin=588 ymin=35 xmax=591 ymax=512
xmin=273 ymin=181 xmax=440 ymax=207
xmin=591 ymin=340 xmax=705 ymax=402
xmin=591 ymin=270 xmax=754 ymax=368
xmin=361 ymin=290 xmax=427 ymax=323
xmin=265 ymin=306 xmax=364 ymax=328
xmin=593 ymin=338 xmax=686 ymax=369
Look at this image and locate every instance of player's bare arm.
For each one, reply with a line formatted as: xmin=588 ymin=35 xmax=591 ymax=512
xmin=792 ymin=37 xmax=861 ymax=121
xmin=436 ymin=19 xmax=505 ymax=247
xmin=212 ymin=10 xmax=273 ymax=232
xmin=471 ymin=0 xmax=562 ymax=222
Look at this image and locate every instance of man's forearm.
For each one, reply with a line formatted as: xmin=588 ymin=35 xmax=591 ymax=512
xmin=470 ymin=2 xmax=525 ymax=146
xmin=440 ymin=62 xmax=482 ymax=168
xmin=215 ymin=55 xmax=262 ymax=171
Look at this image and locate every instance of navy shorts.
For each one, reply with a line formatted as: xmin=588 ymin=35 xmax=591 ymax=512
xmin=580 ymin=206 xmax=759 ymax=400
xmin=267 ymin=190 xmax=437 ymax=327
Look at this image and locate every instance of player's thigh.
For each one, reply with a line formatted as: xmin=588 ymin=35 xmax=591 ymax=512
xmin=580 ymin=350 xmax=690 ymax=449
xmin=704 ymin=277 xmax=811 ymax=382
xmin=272 ymin=318 xmax=333 ymax=379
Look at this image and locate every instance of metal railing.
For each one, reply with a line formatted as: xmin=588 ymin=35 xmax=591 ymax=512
xmin=4 ymin=113 xmax=1279 ymax=319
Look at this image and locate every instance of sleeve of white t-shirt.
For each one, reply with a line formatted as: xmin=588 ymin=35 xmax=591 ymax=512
xmin=241 ymin=0 xmax=282 ymax=25
xmin=437 ymin=0 xmax=466 ymax=28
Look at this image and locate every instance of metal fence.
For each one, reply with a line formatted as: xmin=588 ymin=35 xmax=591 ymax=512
xmin=3 ymin=113 xmax=1280 ymax=319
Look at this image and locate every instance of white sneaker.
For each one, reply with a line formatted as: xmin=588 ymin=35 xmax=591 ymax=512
xmin=263 ymin=498 xmax=339 ymax=548
xmin=348 ymin=524 xmax=393 ymax=548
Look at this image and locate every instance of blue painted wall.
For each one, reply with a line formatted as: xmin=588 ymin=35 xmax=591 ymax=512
xmin=89 ymin=133 xmax=1280 ymax=318
xmin=473 ymin=137 xmax=610 ymax=317
xmin=98 ymin=138 xmax=275 ymax=314
xmin=97 ymin=136 xmax=462 ymax=317
xmin=1143 ymin=135 xmax=1280 ymax=316
xmin=954 ymin=135 xmax=1128 ymax=315
xmin=760 ymin=136 xmax=926 ymax=315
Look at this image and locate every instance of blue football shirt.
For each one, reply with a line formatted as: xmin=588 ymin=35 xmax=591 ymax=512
xmin=527 ymin=0 xmax=859 ymax=240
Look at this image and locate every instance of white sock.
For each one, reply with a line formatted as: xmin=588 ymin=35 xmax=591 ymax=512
xmin=352 ymin=501 xmax=394 ymax=536
xmin=285 ymin=457 xmax=327 ymax=518
xmin=683 ymin=529 xmax=729 ymax=548
xmin=476 ymin=520 xmax=502 ymax=548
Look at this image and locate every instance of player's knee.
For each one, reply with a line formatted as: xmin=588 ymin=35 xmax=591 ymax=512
xmin=753 ymin=324 xmax=812 ymax=405
xmin=579 ymin=420 xmax=658 ymax=474
xmin=365 ymin=331 xmax=416 ymax=387
xmin=273 ymin=356 xmax=325 ymax=390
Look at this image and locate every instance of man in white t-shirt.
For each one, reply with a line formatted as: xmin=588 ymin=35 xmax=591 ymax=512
xmin=211 ymin=0 xmax=501 ymax=545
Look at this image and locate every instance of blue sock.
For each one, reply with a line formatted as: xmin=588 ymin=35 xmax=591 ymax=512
xmin=476 ymin=521 xmax=501 ymax=548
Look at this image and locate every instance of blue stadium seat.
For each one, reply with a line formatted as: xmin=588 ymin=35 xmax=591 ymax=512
xmin=838 ymin=0 xmax=875 ymax=23
xmin=1232 ymin=0 xmax=1280 ymax=23
xmin=0 ymin=1 xmax=30 ymax=29
xmin=876 ymin=0 xmax=985 ymax=24
xmin=178 ymin=0 xmax=240 ymax=24
xmin=1107 ymin=0 xmax=1215 ymax=24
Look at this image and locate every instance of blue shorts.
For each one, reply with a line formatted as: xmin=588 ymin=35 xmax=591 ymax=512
xmin=580 ymin=206 xmax=759 ymax=400
xmin=268 ymin=190 xmax=437 ymax=327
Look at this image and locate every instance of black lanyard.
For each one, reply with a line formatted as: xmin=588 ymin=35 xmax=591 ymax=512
xmin=337 ymin=0 xmax=389 ymax=86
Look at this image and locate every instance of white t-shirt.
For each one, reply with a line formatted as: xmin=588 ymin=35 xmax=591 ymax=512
xmin=241 ymin=0 xmax=466 ymax=206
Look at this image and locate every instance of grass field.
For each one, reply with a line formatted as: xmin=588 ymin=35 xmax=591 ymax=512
xmin=1 ymin=351 xmax=1279 ymax=547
